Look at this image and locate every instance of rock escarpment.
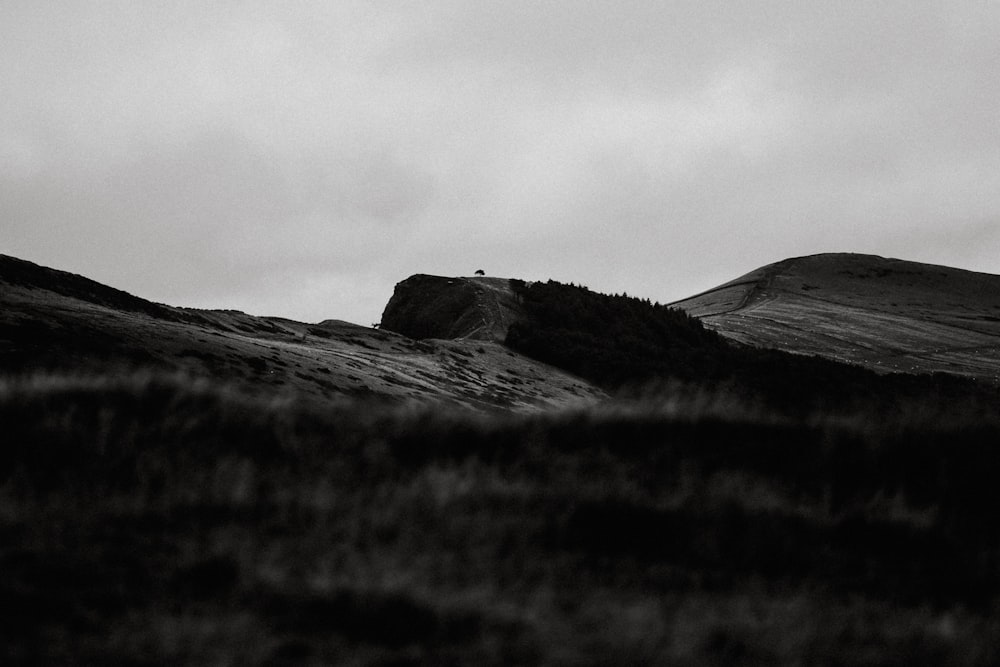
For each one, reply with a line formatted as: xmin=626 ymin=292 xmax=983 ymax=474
xmin=380 ymin=274 xmax=524 ymax=341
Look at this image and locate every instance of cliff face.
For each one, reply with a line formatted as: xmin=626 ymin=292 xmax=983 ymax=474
xmin=380 ymin=274 xmax=523 ymax=341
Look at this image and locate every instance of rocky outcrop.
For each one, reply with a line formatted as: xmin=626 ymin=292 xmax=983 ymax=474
xmin=380 ymin=274 xmax=524 ymax=341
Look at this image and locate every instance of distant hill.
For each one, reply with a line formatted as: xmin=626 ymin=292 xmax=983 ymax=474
xmin=0 ymin=255 xmax=603 ymax=410
xmin=670 ymin=253 xmax=1000 ymax=382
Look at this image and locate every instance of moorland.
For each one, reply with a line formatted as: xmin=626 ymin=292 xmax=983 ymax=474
xmin=2 ymin=252 xmax=1000 ymax=665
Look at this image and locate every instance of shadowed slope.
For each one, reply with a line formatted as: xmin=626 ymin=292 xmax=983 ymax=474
xmin=671 ymin=253 xmax=1000 ymax=381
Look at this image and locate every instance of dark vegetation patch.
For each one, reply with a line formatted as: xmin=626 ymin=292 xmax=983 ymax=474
xmin=0 ymin=317 xmax=159 ymax=374
xmin=178 ymin=348 xmax=219 ymax=364
xmin=312 ymin=377 xmax=339 ymax=393
xmin=504 ymin=279 xmax=741 ymax=387
xmin=245 ymin=357 xmax=268 ymax=373
xmin=259 ymin=585 xmax=484 ymax=648
xmin=306 ymin=326 xmax=332 ymax=338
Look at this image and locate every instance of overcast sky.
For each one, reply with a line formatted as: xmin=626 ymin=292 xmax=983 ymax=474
xmin=3 ymin=2 xmax=999 ymax=325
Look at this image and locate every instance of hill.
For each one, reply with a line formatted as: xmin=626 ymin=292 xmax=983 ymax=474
xmin=0 ymin=255 xmax=603 ymax=410
xmin=670 ymin=253 xmax=1000 ymax=382
xmin=380 ymin=270 xmax=998 ymax=414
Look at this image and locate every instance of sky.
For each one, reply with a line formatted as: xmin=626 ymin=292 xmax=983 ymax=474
xmin=3 ymin=2 xmax=999 ymax=326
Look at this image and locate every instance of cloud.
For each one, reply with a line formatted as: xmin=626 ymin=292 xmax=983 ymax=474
xmin=2 ymin=2 xmax=999 ymax=323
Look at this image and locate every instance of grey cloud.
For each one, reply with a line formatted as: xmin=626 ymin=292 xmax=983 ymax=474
xmin=3 ymin=127 xmax=437 ymax=311
xmin=2 ymin=2 xmax=999 ymax=325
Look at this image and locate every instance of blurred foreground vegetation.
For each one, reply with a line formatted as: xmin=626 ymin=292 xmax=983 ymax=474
xmin=3 ymin=372 xmax=1000 ymax=665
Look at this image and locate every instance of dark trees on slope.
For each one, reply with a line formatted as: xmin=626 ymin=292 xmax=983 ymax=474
xmin=504 ymin=278 xmax=1000 ymax=414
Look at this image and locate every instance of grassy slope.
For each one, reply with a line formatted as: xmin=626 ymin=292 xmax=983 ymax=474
xmin=0 ymin=255 xmax=602 ymax=411
xmin=2 ymin=373 xmax=1000 ymax=664
xmin=672 ymin=253 xmax=1000 ymax=381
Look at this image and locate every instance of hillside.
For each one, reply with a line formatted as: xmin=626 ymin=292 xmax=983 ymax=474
xmin=671 ymin=253 xmax=1000 ymax=382
xmin=0 ymin=255 xmax=603 ymax=410
xmin=7 ymin=254 xmax=1000 ymax=664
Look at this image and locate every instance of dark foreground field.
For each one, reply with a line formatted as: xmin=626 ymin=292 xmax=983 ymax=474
xmin=3 ymin=372 xmax=1000 ymax=665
